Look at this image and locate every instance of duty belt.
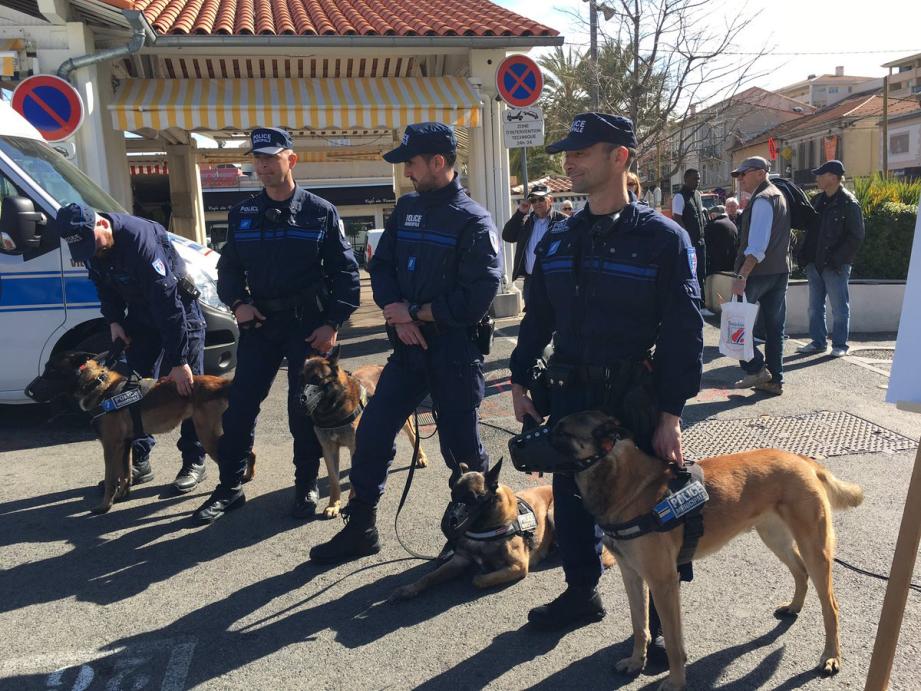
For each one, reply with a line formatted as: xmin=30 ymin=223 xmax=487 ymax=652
xmin=255 ymin=286 xmax=325 ymax=314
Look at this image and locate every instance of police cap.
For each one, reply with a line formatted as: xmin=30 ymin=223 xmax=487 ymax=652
xmin=383 ymin=122 xmax=457 ymax=163
xmin=248 ymin=127 xmax=294 ymax=155
xmin=545 ymin=112 xmax=638 ymax=154
xmin=57 ymin=202 xmax=97 ymax=262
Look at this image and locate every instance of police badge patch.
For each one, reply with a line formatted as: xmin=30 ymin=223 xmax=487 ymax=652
xmin=488 ymin=229 xmax=499 ymax=253
xmin=687 ymin=248 xmax=697 ymax=276
xmin=152 ymin=258 xmax=166 ymax=276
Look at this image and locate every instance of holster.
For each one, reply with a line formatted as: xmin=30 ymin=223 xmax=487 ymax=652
xmin=177 ymin=274 xmax=201 ymax=300
xmin=472 ymin=314 xmax=495 ymax=356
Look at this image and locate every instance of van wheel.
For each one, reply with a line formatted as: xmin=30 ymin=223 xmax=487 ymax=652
xmin=74 ymin=331 xmax=112 ymax=357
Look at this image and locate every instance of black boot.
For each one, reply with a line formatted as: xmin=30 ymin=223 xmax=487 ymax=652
xmin=291 ymin=479 xmax=319 ymax=519
xmin=646 ymin=595 xmax=668 ymax=667
xmin=193 ymin=485 xmax=245 ymax=524
xmin=173 ymin=459 xmax=207 ymax=493
xmin=96 ymin=454 xmax=152 ymax=492
xmin=528 ymin=585 xmax=606 ymax=630
xmin=309 ymin=498 xmax=381 ymax=564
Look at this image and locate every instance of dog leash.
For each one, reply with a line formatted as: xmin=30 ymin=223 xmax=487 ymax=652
xmin=392 ymin=408 xmax=440 ymax=561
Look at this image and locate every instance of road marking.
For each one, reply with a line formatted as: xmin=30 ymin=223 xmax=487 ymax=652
xmin=788 ymin=338 xmax=891 ymax=378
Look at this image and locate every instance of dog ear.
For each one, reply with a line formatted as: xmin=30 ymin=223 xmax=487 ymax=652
xmin=484 ymin=458 xmax=502 ymax=491
xmin=448 ymin=463 xmax=465 ymax=488
xmin=592 ymin=417 xmax=623 ymax=455
xmin=327 ymin=344 xmax=341 ymax=366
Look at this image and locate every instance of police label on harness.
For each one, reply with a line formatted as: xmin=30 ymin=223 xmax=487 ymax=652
xmin=101 ymin=387 xmax=144 ymax=413
xmin=654 ymin=480 xmax=708 ymax=526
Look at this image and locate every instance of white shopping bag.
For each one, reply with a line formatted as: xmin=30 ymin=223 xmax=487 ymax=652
xmin=719 ymin=294 xmax=759 ymax=361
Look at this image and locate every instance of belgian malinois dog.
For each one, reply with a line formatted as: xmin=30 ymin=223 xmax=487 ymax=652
xmin=28 ymin=351 xmax=255 ymax=514
xmin=551 ymin=410 xmax=863 ymax=691
xmin=300 ymin=345 xmax=427 ymax=518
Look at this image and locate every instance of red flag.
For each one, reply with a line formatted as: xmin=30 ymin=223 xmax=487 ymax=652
xmin=768 ymin=137 xmax=777 ymax=161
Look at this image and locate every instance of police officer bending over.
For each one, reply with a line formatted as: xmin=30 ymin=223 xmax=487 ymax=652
xmin=310 ymin=122 xmax=502 ymax=563
xmin=508 ymin=114 xmax=703 ymax=638
xmin=194 ymin=127 xmax=360 ymax=524
xmin=58 ymin=202 xmax=208 ymax=493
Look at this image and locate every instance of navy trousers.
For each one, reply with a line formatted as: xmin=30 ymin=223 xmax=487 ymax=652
xmin=349 ymin=333 xmax=488 ymax=504
xmin=125 ymin=303 xmax=205 ymax=464
xmin=217 ymin=314 xmax=322 ymax=490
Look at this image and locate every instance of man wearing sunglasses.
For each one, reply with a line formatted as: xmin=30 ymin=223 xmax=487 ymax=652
xmin=502 ymin=184 xmax=568 ymax=307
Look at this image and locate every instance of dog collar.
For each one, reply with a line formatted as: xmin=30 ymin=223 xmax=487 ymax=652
xmin=312 ymin=382 xmax=369 ymax=430
xmin=463 ymin=497 xmax=538 ymax=541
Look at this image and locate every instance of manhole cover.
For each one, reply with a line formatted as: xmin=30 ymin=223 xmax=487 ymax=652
xmin=684 ymin=411 xmax=917 ymax=459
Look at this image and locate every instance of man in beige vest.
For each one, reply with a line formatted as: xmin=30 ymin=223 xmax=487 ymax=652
xmin=729 ymin=157 xmax=791 ymax=396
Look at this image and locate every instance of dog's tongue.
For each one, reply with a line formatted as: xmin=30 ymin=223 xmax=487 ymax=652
xmin=300 ymin=384 xmax=324 ymax=414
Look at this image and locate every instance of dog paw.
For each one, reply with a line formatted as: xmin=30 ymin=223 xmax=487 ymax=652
xmin=388 ymin=586 xmax=418 ymax=603
xmin=90 ymin=503 xmax=112 ymax=515
xmin=773 ymin=604 xmax=801 ymax=619
xmin=614 ymin=656 xmax=645 ymax=676
xmin=819 ymin=656 xmax=840 ymax=676
xmin=416 ymin=454 xmax=428 ymax=469
xmin=323 ymin=503 xmax=341 ymax=519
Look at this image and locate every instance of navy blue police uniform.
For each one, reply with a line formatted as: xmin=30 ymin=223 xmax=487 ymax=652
xmin=213 ymin=129 xmax=360 ymax=507
xmin=309 ymin=122 xmax=501 ymax=564
xmin=58 ymin=203 xmax=206 ymax=473
xmin=508 ymin=113 xmax=703 ymax=627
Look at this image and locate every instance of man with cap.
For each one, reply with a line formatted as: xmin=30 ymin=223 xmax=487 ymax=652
xmin=729 ymin=155 xmax=792 ymax=396
xmin=796 ymin=160 xmax=864 ymax=357
xmin=57 ymin=202 xmax=208 ymax=494
xmin=309 ymin=122 xmax=502 ymax=564
xmin=502 ymin=183 xmax=568 ymax=306
xmin=671 ymin=169 xmax=709 ymax=292
xmin=508 ymin=112 xmax=703 ymax=636
xmin=193 ymin=127 xmax=360 ymax=524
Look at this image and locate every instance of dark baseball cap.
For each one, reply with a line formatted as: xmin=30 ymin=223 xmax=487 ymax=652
xmin=731 ymin=156 xmax=771 ymax=177
xmin=248 ymin=127 xmax=293 ymax=155
xmin=545 ymin=112 xmax=638 ymax=154
xmin=383 ymin=122 xmax=457 ymax=163
xmin=57 ymin=202 xmax=97 ymax=262
xmin=812 ymin=160 xmax=845 ymax=176
xmin=528 ymin=184 xmax=551 ymax=199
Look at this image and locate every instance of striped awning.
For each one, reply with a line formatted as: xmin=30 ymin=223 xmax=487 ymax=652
xmin=109 ymin=77 xmax=481 ymax=132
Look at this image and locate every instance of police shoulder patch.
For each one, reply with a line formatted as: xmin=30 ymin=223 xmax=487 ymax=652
xmin=687 ymin=248 xmax=697 ymax=276
xmin=152 ymin=258 xmax=166 ymax=276
xmin=488 ymin=228 xmax=499 ymax=253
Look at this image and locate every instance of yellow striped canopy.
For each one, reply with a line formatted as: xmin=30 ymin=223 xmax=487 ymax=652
xmin=109 ymin=77 xmax=481 ymax=132
xmin=0 ymin=38 xmax=24 ymax=78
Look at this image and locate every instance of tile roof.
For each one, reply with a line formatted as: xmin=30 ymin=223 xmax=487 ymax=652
xmin=109 ymin=0 xmax=558 ymax=37
xmin=511 ymin=175 xmax=572 ymax=194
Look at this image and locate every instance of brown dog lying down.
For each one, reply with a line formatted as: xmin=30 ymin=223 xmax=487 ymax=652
xmin=550 ymin=410 xmax=864 ymax=691
xmin=301 ymin=345 xmax=427 ymax=518
xmin=31 ymin=351 xmax=254 ymax=514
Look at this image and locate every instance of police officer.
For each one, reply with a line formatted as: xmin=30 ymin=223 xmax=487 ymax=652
xmin=508 ymin=114 xmax=703 ymax=636
xmin=309 ymin=122 xmax=502 ymax=564
xmin=57 ymin=202 xmax=208 ymax=493
xmin=193 ymin=127 xmax=360 ymax=524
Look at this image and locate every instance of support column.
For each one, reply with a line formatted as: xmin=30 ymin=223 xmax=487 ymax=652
xmin=164 ymin=140 xmax=206 ymax=244
xmin=469 ymin=49 xmax=520 ymax=317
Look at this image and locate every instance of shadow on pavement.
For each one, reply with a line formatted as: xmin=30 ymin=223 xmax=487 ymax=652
xmin=0 ymin=402 xmax=94 ymax=452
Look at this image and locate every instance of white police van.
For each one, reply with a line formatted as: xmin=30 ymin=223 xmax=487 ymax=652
xmin=0 ymin=101 xmax=238 ymax=404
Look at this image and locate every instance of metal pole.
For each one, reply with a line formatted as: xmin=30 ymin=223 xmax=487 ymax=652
xmin=882 ymin=73 xmax=889 ymax=178
xmin=590 ymin=2 xmax=599 ymax=110
xmin=521 ymin=147 xmax=529 ymax=199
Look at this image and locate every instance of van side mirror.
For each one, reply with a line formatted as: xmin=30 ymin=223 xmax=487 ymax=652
xmin=0 ymin=196 xmax=46 ymax=250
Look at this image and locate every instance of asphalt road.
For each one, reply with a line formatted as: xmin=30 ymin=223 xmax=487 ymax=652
xmin=2 ymin=312 xmax=921 ymax=690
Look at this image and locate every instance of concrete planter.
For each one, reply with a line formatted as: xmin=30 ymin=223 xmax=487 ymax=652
xmin=785 ymin=279 xmax=905 ymax=335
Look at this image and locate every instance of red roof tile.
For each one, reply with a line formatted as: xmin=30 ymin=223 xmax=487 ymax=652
xmin=114 ymin=0 xmax=558 ymax=37
xmin=511 ymin=175 xmax=572 ymax=194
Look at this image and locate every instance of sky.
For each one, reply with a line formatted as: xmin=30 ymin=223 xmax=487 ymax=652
xmin=494 ymin=0 xmax=921 ymax=93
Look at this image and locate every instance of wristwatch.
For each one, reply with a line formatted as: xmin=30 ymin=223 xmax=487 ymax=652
xmin=408 ymin=303 xmax=421 ymax=322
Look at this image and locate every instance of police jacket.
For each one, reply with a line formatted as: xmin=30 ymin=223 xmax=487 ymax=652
xmin=509 ymin=203 xmax=704 ymax=416
xmin=810 ymin=187 xmax=865 ymax=271
xmin=86 ymin=213 xmax=197 ymax=365
xmin=370 ymin=175 xmax=501 ymax=330
xmin=502 ymin=208 xmax=568 ymax=280
xmin=217 ymin=186 xmax=360 ymax=326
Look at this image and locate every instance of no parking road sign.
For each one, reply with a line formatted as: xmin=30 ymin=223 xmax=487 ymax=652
xmin=12 ymin=75 xmax=85 ymax=142
xmin=496 ymin=54 xmax=543 ymax=108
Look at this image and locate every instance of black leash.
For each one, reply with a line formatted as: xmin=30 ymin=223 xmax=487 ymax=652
xmin=393 ymin=408 xmax=438 ymax=561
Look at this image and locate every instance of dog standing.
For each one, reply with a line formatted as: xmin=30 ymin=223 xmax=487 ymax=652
xmin=551 ymin=410 xmax=863 ymax=691
xmin=300 ymin=345 xmax=427 ymax=518
xmin=28 ymin=351 xmax=254 ymax=514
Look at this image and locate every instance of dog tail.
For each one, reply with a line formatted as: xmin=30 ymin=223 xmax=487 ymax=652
xmin=813 ymin=462 xmax=864 ymax=511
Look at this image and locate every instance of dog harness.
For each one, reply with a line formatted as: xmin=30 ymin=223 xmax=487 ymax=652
xmin=89 ymin=373 xmax=156 ymax=439
xmin=599 ymin=462 xmax=707 ymax=567
xmin=461 ymin=497 xmax=539 ymax=550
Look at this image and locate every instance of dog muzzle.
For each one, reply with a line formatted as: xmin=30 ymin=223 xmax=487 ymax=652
xmin=508 ymin=423 xmax=609 ymax=475
xmin=440 ymin=497 xmax=493 ymax=543
xmin=24 ymin=375 xmax=55 ymax=403
xmin=299 ymin=384 xmax=324 ymax=415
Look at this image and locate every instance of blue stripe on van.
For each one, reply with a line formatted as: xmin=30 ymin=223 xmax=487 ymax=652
xmin=64 ymin=275 xmax=99 ymax=303
xmin=0 ymin=276 xmax=63 ymax=306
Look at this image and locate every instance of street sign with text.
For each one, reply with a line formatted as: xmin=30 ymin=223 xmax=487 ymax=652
xmin=503 ymin=106 xmax=544 ymax=148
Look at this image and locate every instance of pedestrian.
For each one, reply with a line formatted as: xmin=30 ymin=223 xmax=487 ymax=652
xmin=729 ymin=156 xmax=791 ymax=396
xmin=57 ymin=202 xmax=208 ymax=494
xmin=643 ymin=183 xmax=659 ymax=209
xmin=509 ymin=113 xmax=703 ymax=647
xmin=193 ymin=127 xmax=361 ymax=524
xmin=501 ymin=183 xmax=568 ymax=306
xmin=627 ymin=171 xmax=643 ymax=202
xmin=725 ymin=196 xmax=741 ymax=227
xmin=309 ymin=122 xmax=502 ymax=564
xmin=671 ymin=169 xmax=709 ymax=291
xmin=796 ymin=160 xmax=865 ymax=357
xmin=704 ymin=205 xmax=739 ymax=275
xmin=561 ymin=199 xmax=574 ymax=216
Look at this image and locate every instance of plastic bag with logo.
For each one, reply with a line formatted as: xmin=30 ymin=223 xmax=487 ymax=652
xmin=719 ymin=294 xmax=759 ymax=362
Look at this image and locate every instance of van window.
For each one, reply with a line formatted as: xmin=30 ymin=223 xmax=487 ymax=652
xmin=0 ymin=172 xmax=23 ymax=252
xmin=0 ymin=136 xmax=126 ymax=213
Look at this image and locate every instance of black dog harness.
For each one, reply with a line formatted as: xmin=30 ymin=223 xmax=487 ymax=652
xmin=461 ymin=497 xmax=539 ymax=550
xmin=89 ymin=373 xmax=155 ymax=439
xmin=600 ymin=463 xmax=707 ymax=567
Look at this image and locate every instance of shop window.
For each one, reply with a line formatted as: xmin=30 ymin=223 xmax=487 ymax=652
xmin=890 ymin=133 xmax=910 ymax=155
